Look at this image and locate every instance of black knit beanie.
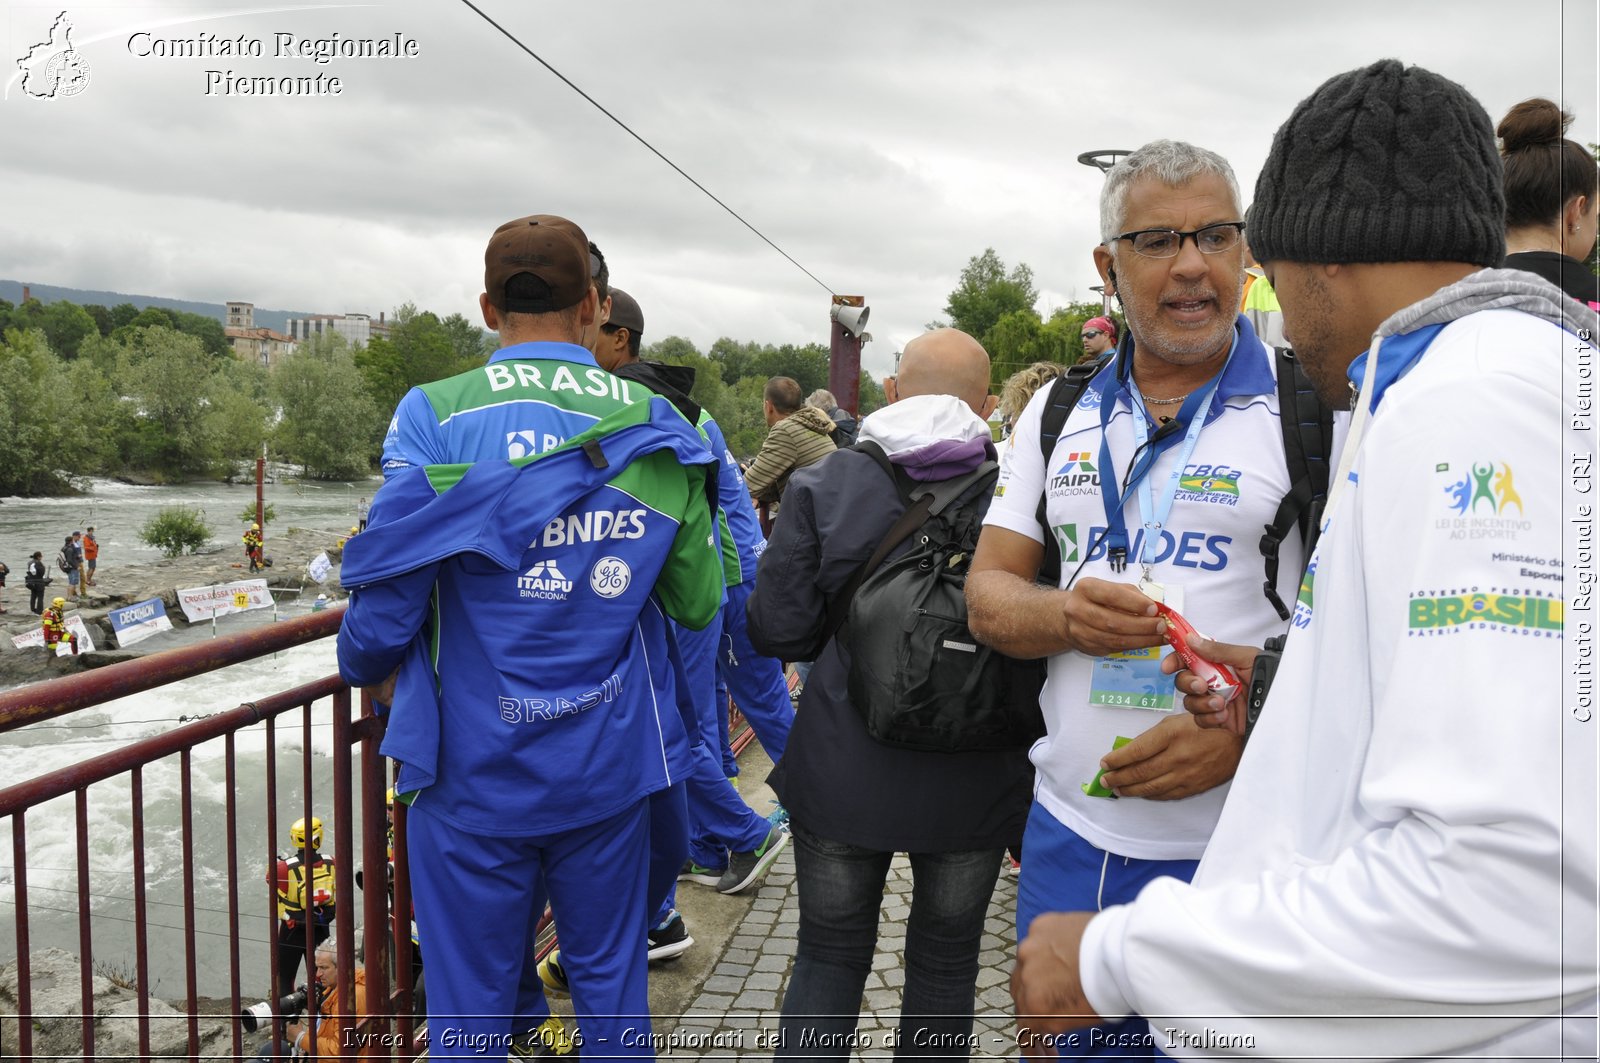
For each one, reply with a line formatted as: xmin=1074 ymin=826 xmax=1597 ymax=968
xmin=1247 ymin=59 xmax=1505 ymax=267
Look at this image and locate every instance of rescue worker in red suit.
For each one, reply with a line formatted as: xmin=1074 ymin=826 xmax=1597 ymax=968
xmin=270 ymin=816 xmax=337 ymax=997
xmin=41 ymin=597 xmax=77 ymax=654
xmin=243 ymin=523 xmax=264 ymax=572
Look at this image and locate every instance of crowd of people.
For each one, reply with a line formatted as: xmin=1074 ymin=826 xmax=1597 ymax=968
xmin=324 ymin=59 xmax=1596 ymax=1062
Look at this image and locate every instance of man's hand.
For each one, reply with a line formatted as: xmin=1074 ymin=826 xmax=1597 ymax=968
xmin=282 ymin=1020 xmax=306 ymax=1051
xmin=363 ymin=669 xmax=399 ymax=709
xmin=1097 ymin=711 xmax=1244 ymax=799
xmin=1012 ymin=911 xmax=1100 ymax=1059
xmin=1159 ymin=635 xmax=1261 ymax=736
xmin=1059 ymin=577 xmax=1165 ymax=658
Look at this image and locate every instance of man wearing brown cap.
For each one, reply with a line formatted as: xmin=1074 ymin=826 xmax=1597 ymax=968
xmin=1010 ymin=61 xmax=1598 ymax=1060
xmin=354 ymin=214 xmax=723 ymax=1058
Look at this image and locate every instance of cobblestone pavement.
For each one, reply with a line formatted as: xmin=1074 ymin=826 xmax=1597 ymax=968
xmin=662 ymin=848 xmax=1021 ymax=1060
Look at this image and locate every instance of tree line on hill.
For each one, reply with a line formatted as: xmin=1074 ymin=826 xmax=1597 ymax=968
xmin=0 ymin=250 xmax=1112 ymax=496
xmin=0 ymin=296 xmax=884 ymax=495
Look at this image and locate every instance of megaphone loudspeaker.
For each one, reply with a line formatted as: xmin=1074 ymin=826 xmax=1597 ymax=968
xmin=831 ymin=304 xmax=870 ymax=338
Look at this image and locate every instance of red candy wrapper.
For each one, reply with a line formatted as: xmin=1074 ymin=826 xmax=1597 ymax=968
xmin=1151 ymin=600 xmax=1243 ymax=703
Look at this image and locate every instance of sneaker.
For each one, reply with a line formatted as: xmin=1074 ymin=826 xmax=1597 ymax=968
xmin=1004 ymin=852 xmax=1021 ymax=877
xmin=716 ymin=828 xmax=790 ymax=895
xmin=766 ymin=803 xmax=790 ymax=830
xmin=509 ymin=1015 xmax=578 ymax=1057
xmin=536 ymin=951 xmax=570 ymax=997
xmin=678 ymin=857 xmax=726 ymax=887
xmin=647 ymin=909 xmax=694 ymax=962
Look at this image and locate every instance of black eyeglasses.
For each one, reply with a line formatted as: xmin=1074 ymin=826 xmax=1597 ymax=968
xmin=1081 ymin=329 xmax=1104 ymax=339
xmin=1112 ymin=221 xmax=1246 ymax=259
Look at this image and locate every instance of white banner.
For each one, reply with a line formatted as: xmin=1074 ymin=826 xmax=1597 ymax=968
xmin=11 ymin=615 xmax=98 ymax=655
xmin=306 ymin=551 xmax=332 ymax=584
xmin=110 ymin=597 xmax=175 ymax=647
xmin=176 ymin=579 xmax=272 ymax=622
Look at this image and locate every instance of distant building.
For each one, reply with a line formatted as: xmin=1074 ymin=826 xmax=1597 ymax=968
xmin=225 ymin=325 xmax=296 ymax=368
xmin=286 ymin=311 xmax=392 ymax=348
xmin=226 ymin=301 xmax=255 ymax=329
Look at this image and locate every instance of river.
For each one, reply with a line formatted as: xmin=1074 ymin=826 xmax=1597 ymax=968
xmin=1 ymin=476 xmax=383 ymax=1002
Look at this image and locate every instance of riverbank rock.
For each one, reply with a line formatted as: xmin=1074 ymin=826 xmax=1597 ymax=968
xmin=0 ymin=947 xmax=233 ymax=1062
xmin=0 ymin=526 xmax=351 ymax=688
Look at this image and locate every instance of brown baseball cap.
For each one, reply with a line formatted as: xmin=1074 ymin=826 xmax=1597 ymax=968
xmin=606 ymin=288 xmax=644 ymax=335
xmin=484 ymin=215 xmax=590 ymax=313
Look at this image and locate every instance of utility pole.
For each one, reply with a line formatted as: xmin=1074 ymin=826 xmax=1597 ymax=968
xmin=256 ymin=442 xmax=267 ymax=558
xmin=827 ymin=296 xmax=870 ymax=416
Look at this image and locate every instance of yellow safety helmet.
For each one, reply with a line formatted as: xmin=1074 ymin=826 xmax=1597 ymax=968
xmin=52 ymin=597 xmax=65 ymax=609
xmin=385 ymin=787 xmax=395 ymax=809
xmin=289 ymin=816 xmax=323 ymax=850
xmin=251 ymin=522 xmax=260 ymax=530
xmin=349 ymin=526 xmax=359 ymax=534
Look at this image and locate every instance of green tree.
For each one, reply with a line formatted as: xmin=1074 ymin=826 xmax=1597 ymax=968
xmin=170 ymin=310 xmax=229 ymax=357
xmin=207 ymin=359 xmax=271 ymax=472
xmin=708 ymin=337 xmax=762 ymax=385
xmin=140 ymin=506 xmax=211 ymax=557
xmin=272 ymin=332 xmax=382 ymax=479
xmin=109 ymin=303 xmax=140 ymax=330
xmin=112 ymin=326 xmax=220 ymax=478
xmin=0 ymin=328 xmax=93 ymax=494
xmin=943 ymin=249 xmax=1039 ymax=342
xmin=82 ymin=303 xmax=113 ymax=337
xmin=718 ymin=375 xmax=773 ymax=460
xmin=354 ymin=334 xmax=408 ymax=419
xmin=441 ymin=312 xmax=492 ymax=364
xmin=857 ymin=370 xmax=886 ymax=417
xmin=40 ymin=300 xmax=98 ymax=360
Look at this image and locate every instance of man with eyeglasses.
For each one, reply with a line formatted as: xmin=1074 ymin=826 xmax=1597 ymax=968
xmin=968 ymin=139 xmax=1306 ymax=1057
xmin=1008 ymin=62 xmax=1597 ymax=1062
xmin=1078 ymin=316 xmax=1118 ymax=362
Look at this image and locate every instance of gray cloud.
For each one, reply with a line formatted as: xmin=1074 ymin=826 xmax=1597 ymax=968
xmin=1 ymin=0 xmax=1594 ymax=379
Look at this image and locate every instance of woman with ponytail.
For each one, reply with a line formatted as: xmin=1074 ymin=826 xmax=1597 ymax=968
xmin=1497 ymin=97 xmax=1600 ymax=309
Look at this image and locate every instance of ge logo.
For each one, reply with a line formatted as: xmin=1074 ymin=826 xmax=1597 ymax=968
xmin=590 ymin=557 xmax=632 ymax=599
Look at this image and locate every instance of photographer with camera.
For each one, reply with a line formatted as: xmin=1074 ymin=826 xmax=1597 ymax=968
xmin=244 ymin=943 xmax=370 ymax=1059
xmin=286 ymin=944 xmax=369 ymax=1058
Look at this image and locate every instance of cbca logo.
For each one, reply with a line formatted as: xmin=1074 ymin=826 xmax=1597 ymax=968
xmin=1175 ymin=464 xmax=1242 ymax=507
xmin=518 ymin=560 xmax=573 ymax=601
xmin=1440 ymin=461 xmax=1524 ymax=516
xmin=16 ymin=11 xmax=91 ymax=99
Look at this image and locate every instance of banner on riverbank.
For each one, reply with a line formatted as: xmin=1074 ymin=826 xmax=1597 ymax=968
xmin=176 ymin=579 xmax=272 ymax=622
xmin=11 ymin=615 xmax=98 ymax=655
xmin=110 ymin=597 xmax=174 ymax=647
xmin=307 ymin=551 xmax=332 ymax=584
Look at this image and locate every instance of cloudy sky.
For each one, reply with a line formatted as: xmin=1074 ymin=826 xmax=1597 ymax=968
xmin=1 ymin=0 xmax=1595 ymax=378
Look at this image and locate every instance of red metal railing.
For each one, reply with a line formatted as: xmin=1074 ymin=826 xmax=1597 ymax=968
xmin=0 ymin=607 xmax=413 ymax=1060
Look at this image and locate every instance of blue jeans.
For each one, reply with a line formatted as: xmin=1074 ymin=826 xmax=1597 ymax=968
xmin=777 ymin=822 xmax=1002 ymax=1060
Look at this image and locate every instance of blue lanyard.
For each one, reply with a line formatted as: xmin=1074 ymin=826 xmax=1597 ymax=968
xmin=1096 ymin=362 xmax=1227 ymax=570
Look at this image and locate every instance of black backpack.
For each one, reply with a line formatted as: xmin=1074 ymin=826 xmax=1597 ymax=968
xmin=56 ymin=550 xmax=71 ymax=574
xmin=1034 ymin=348 xmax=1333 ymax=620
xmin=823 ymin=442 xmax=1047 ymax=753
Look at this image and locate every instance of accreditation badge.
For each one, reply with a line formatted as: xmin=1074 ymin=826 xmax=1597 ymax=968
xmin=1088 ymin=583 xmax=1181 ymax=712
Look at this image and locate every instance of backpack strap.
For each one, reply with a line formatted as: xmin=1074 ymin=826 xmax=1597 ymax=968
xmin=820 ymin=441 xmax=998 ymax=646
xmin=1259 ymin=347 xmax=1334 ymax=619
xmin=1036 ymin=354 xmax=1112 ymax=585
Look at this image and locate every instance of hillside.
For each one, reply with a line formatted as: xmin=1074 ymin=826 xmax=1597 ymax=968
xmin=0 ymin=279 xmax=316 ymax=332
